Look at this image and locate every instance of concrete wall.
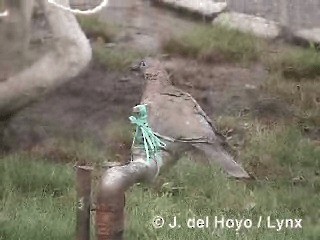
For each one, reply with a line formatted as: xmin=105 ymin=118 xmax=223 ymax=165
xmin=226 ymin=0 xmax=319 ymax=30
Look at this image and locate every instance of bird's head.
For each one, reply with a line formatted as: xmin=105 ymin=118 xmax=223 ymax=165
xmin=130 ymin=57 xmax=166 ymax=77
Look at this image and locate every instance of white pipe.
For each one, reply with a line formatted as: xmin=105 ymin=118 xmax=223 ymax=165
xmin=47 ymin=0 xmax=108 ymax=15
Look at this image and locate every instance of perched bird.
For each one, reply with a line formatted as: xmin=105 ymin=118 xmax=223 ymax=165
xmin=131 ymin=57 xmax=250 ymax=178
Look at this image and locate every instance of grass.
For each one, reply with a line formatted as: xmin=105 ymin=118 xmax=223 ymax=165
xmin=162 ymin=22 xmax=320 ymax=81
xmin=93 ymin=42 xmax=146 ymax=71
xmin=1 ymin=124 xmax=319 ymax=240
xmin=162 ymin=25 xmax=263 ymax=63
xmin=29 ymin=137 xmax=107 ymax=165
xmin=266 ymin=46 xmax=320 ymax=80
xmin=261 ymin=71 xmax=320 ymax=129
xmin=125 ymin=126 xmax=320 ymax=239
xmin=243 ymin=124 xmax=320 ymax=180
xmin=126 ymin=176 xmax=319 ymax=239
xmin=77 ymin=16 xmax=118 ymax=43
xmin=125 ymin=124 xmax=320 ymax=239
xmin=264 ymin=73 xmax=320 ymax=108
xmin=0 ymin=154 xmax=75 ymax=240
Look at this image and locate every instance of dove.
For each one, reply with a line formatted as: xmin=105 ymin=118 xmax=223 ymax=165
xmin=131 ymin=57 xmax=250 ymax=178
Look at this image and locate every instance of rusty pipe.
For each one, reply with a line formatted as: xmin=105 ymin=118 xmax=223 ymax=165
xmin=75 ymin=165 xmax=92 ymax=240
xmin=96 ymin=153 xmax=159 ymax=240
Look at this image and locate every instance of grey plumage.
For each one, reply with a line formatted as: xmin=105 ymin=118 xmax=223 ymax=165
xmin=133 ymin=58 xmax=250 ymax=178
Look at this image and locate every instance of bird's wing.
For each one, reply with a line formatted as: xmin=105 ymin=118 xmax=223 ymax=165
xmin=181 ymin=91 xmax=221 ymax=134
xmin=180 ymin=90 xmax=233 ymax=150
xmin=142 ymin=86 xmax=223 ymax=144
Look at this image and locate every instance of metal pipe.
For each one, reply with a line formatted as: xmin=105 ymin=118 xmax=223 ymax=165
xmin=75 ymin=165 xmax=92 ymax=240
xmin=95 ymin=155 xmax=159 ymax=240
xmin=95 ymin=189 xmax=125 ymax=240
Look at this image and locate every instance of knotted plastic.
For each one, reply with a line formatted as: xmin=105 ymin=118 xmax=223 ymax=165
xmin=129 ymin=104 xmax=166 ymax=166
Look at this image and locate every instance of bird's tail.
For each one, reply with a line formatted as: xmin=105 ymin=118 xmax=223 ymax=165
xmin=192 ymin=143 xmax=250 ymax=179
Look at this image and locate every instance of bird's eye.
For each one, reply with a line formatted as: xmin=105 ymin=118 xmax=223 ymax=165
xmin=140 ymin=61 xmax=147 ymax=67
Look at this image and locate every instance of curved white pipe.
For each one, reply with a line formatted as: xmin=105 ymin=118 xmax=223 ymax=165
xmin=47 ymin=0 xmax=108 ymax=15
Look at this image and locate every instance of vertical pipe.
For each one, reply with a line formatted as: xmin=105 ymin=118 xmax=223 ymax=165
xmin=76 ymin=166 xmax=92 ymax=240
xmin=96 ymin=191 xmax=125 ymax=240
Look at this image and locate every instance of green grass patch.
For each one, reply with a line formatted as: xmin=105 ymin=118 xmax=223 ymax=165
xmin=93 ymin=42 xmax=146 ymax=71
xmin=0 ymin=192 xmax=76 ymax=240
xmin=162 ymin=25 xmax=263 ymax=63
xmin=267 ymin=46 xmax=320 ymax=79
xmin=243 ymin=124 xmax=320 ymax=180
xmin=77 ymin=16 xmax=118 ymax=43
xmin=0 ymin=154 xmax=73 ymax=197
xmin=125 ymin=124 xmax=319 ymax=239
xmin=31 ymin=137 xmax=107 ymax=165
xmin=264 ymin=73 xmax=320 ymax=108
xmin=126 ymin=154 xmax=320 ymax=239
xmin=262 ymin=72 xmax=320 ymax=127
xmin=0 ymin=154 xmax=75 ymax=240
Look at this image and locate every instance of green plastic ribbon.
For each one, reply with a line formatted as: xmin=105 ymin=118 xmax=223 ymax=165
xmin=129 ymin=104 xmax=166 ymax=165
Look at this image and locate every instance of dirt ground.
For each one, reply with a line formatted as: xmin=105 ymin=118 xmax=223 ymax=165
xmin=1 ymin=1 xmax=291 ymax=156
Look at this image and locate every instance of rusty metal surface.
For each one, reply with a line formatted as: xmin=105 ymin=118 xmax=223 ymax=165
xmin=96 ymin=194 xmax=125 ymax=240
xmin=76 ymin=166 xmax=92 ymax=240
